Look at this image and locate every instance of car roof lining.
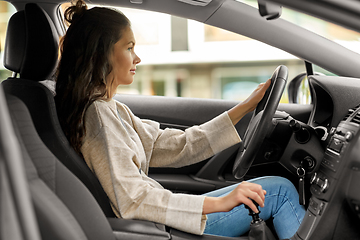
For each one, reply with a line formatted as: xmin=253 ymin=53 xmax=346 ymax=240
xmin=10 ymin=0 xmax=226 ymax=22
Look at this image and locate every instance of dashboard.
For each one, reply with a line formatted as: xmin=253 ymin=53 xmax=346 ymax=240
xmin=308 ymin=75 xmax=360 ymax=131
xmin=293 ymin=75 xmax=360 ymax=239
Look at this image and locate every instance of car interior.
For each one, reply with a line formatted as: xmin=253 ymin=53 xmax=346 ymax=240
xmin=1 ymin=0 xmax=360 ymax=240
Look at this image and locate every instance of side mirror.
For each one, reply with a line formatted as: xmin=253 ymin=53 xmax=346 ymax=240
xmin=258 ymin=0 xmax=282 ymax=20
xmin=288 ymin=72 xmax=324 ymax=104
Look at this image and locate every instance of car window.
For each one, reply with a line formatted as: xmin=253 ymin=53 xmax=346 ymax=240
xmin=239 ymin=0 xmax=360 ymax=58
xmin=281 ymin=7 xmax=360 ymax=55
xmin=59 ymin=2 xmax=359 ymax=104
xmin=59 ymin=3 xmax=310 ymax=103
xmin=2 ymin=2 xmax=359 ymax=104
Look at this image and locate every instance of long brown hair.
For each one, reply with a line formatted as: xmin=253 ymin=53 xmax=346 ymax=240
xmin=55 ymin=0 xmax=130 ymax=155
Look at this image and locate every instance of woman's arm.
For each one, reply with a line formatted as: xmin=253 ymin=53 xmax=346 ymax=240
xmin=149 ymin=79 xmax=271 ymax=169
xmin=204 ymin=80 xmax=271 ymax=214
xmin=228 ymin=79 xmax=271 ymax=125
xmin=203 ymin=181 xmax=267 ymax=214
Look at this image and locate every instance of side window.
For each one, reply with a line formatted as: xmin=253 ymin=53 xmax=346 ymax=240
xmin=59 ymin=4 xmax=306 ymax=103
xmin=0 ymin=2 xmax=16 ymax=81
xmin=115 ymin=7 xmax=300 ymax=103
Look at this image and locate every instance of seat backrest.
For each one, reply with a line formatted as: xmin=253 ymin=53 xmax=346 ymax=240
xmin=2 ymin=3 xmax=115 ymax=218
xmin=0 ymin=87 xmax=41 ymax=240
xmin=5 ymin=91 xmax=116 ymax=240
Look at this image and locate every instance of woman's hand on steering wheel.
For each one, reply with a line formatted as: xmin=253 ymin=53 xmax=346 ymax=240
xmin=232 ymin=65 xmax=288 ymax=179
xmin=228 ymin=79 xmax=271 ymax=126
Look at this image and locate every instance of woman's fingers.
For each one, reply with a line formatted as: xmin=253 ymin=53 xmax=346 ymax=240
xmin=242 ymin=197 xmax=260 ymax=213
xmin=256 ymin=78 xmax=271 ymax=100
xmin=243 ymin=79 xmax=271 ymax=111
xmin=208 ymin=182 xmax=268 ymax=214
xmin=238 ymin=181 xmax=266 ymax=209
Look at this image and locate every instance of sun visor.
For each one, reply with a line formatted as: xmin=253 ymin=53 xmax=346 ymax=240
xmin=177 ymin=0 xmax=212 ymax=6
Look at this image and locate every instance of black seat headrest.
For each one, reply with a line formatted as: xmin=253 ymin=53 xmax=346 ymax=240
xmin=4 ymin=3 xmax=59 ymax=80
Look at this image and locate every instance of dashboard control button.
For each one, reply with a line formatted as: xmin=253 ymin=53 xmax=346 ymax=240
xmin=319 ymin=178 xmax=329 ymax=192
xmin=330 ymin=127 xmax=336 ymax=135
xmin=310 ymin=172 xmax=317 ymax=184
xmin=329 ymin=138 xmax=343 ymax=153
xmin=345 ymin=131 xmax=353 ymax=141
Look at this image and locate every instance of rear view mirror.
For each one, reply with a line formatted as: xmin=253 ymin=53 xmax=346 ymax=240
xmin=258 ymin=0 xmax=282 ymax=20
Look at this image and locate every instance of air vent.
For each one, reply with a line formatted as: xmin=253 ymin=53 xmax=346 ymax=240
xmin=177 ymin=0 xmax=212 ymax=6
xmin=344 ymin=104 xmax=360 ymax=125
xmin=343 ymin=108 xmax=355 ymax=121
xmin=351 ymin=112 xmax=360 ymax=125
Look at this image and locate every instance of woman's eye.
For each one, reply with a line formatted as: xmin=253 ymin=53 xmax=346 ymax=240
xmin=127 ymin=47 xmax=133 ymax=51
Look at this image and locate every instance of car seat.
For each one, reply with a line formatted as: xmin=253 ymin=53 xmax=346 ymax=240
xmin=5 ymin=92 xmax=118 ymax=240
xmin=3 ymin=86 xmax=248 ymax=239
xmin=0 ymin=86 xmax=41 ymax=240
xmin=2 ymin=2 xmax=115 ymax=218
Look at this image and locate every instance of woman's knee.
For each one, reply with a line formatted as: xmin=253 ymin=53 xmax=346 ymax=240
xmin=251 ymin=176 xmax=297 ymax=196
xmin=271 ymin=176 xmax=294 ymax=188
xmin=274 ymin=176 xmax=297 ymax=194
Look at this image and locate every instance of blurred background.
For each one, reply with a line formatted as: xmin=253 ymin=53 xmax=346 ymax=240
xmin=1 ymin=0 xmax=360 ymax=103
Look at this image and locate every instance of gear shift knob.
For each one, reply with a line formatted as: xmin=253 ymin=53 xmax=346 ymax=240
xmin=244 ymin=199 xmax=261 ymax=223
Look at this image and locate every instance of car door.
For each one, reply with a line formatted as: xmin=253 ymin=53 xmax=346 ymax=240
xmin=114 ymin=93 xmax=312 ymax=194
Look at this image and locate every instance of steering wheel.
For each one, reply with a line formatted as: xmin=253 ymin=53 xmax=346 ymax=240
xmin=233 ymin=65 xmax=288 ymax=179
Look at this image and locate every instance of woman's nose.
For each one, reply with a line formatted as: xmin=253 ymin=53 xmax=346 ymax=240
xmin=134 ymin=54 xmax=141 ymax=64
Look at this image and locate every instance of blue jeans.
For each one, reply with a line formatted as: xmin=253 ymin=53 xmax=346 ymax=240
xmin=203 ymin=176 xmax=305 ymax=239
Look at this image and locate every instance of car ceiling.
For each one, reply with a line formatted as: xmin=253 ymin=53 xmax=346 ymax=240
xmin=6 ymin=0 xmax=360 ymax=78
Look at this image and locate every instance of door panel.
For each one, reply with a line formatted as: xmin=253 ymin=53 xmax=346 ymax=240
xmin=114 ymin=94 xmax=312 ymax=194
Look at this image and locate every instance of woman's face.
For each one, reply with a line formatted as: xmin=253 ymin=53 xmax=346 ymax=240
xmin=107 ymin=26 xmax=141 ymax=95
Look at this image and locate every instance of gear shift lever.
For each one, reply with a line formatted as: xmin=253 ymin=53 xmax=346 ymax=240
xmin=245 ymin=200 xmax=262 ymax=223
xmin=245 ymin=199 xmax=276 ymax=240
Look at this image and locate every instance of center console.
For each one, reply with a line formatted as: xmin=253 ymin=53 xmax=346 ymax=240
xmin=292 ymin=107 xmax=360 ymax=240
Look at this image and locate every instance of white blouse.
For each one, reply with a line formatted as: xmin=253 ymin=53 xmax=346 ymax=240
xmin=81 ymin=98 xmax=241 ymax=235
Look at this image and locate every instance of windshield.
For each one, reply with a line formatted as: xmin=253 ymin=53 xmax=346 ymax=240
xmin=238 ymin=0 xmax=360 ymax=55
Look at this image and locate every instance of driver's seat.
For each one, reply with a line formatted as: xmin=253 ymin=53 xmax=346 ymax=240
xmin=2 ymin=3 xmax=250 ymax=240
xmin=5 ymin=88 xmax=249 ymax=240
xmin=2 ymin=2 xmax=115 ymax=218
